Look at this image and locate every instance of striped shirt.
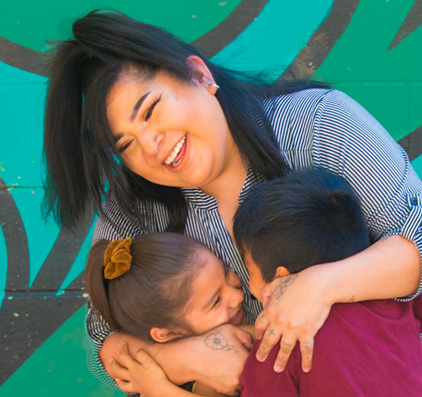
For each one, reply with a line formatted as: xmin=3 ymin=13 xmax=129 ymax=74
xmin=86 ymin=88 xmax=422 ymax=389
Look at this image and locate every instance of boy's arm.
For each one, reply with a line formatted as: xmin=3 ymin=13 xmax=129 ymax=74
xmin=101 ymin=324 xmax=253 ymax=396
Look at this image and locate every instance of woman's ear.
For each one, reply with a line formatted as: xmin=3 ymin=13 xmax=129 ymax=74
xmin=150 ymin=327 xmax=187 ymax=343
xmin=186 ymin=55 xmax=218 ymax=94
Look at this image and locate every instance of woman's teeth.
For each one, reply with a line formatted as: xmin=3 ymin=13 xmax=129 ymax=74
xmin=164 ymin=136 xmax=186 ymax=165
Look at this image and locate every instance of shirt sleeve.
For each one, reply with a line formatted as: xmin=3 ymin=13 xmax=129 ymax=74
xmin=313 ymin=90 xmax=422 ymax=300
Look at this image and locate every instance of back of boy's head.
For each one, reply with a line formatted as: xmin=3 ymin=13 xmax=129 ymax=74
xmin=85 ymin=233 xmax=206 ymax=340
xmin=233 ymin=168 xmax=370 ymax=282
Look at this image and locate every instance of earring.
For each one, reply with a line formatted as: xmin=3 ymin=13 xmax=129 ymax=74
xmin=207 ymin=80 xmax=220 ymax=90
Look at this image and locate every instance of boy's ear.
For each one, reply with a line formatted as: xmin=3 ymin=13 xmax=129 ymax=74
xmin=150 ymin=327 xmax=187 ymax=343
xmin=275 ymin=266 xmax=290 ymax=278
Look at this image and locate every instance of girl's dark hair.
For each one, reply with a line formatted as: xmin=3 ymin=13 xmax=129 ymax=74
xmin=43 ymin=10 xmax=329 ymax=230
xmin=84 ymin=233 xmax=206 ymax=340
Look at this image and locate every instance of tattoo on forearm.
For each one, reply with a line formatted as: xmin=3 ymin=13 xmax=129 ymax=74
xmin=274 ymin=274 xmax=298 ymax=300
xmin=203 ymin=327 xmax=239 ymax=353
xmin=268 ymin=329 xmax=275 ymax=337
xmin=348 ymin=295 xmax=355 ymax=302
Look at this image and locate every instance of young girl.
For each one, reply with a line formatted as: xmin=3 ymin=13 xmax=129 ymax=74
xmin=85 ymin=233 xmax=250 ymax=396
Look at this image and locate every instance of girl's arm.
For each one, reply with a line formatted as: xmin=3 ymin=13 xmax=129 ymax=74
xmin=255 ymin=90 xmax=422 ymax=373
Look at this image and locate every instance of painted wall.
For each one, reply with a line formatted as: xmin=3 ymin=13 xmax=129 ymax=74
xmin=1 ymin=1 xmax=421 ymax=395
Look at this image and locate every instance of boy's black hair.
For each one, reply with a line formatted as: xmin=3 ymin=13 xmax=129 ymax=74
xmin=233 ymin=168 xmax=370 ymax=282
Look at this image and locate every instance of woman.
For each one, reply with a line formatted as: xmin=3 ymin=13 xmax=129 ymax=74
xmin=43 ymin=10 xmax=422 ymax=395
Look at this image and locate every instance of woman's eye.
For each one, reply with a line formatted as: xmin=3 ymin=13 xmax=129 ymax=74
xmin=144 ymin=93 xmax=162 ymax=121
xmin=118 ymin=140 xmax=133 ymax=153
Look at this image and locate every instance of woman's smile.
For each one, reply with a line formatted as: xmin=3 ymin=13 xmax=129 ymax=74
xmin=106 ymin=67 xmax=242 ymax=193
xmin=164 ymin=135 xmax=186 ymax=167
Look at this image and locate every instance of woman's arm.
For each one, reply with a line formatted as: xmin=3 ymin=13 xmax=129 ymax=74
xmin=255 ymin=90 xmax=422 ymax=373
xmin=100 ymin=324 xmax=253 ymax=396
xmin=255 ymin=235 xmax=420 ymax=372
xmin=108 ymin=343 xmax=208 ymax=397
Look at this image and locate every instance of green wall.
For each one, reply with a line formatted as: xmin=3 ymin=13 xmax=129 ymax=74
xmin=1 ymin=1 xmax=421 ymax=395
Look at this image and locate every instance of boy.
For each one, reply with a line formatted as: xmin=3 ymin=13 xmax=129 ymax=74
xmin=233 ymin=169 xmax=422 ymax=397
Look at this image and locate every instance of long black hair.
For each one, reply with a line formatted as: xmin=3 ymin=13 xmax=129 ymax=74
xmin=43 ymin=10 xmax=329 ymax=230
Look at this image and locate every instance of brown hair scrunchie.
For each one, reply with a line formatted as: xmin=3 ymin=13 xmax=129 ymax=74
xmin=103 ymin=237 xmax=132 ymax=279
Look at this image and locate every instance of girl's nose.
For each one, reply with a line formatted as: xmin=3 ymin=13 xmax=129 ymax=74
xmin=229 ymin=286 xmax=244 ymax=308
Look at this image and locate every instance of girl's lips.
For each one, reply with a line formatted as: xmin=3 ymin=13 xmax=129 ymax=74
xmin=229 ymin=307 xmax=244 ymax=326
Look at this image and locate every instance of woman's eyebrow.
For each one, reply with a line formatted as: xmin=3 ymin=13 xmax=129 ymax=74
xmin=129 ymin=91 xmax=151 ymax=121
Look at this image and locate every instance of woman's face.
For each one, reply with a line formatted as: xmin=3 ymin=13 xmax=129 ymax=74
xmin=106 ymin=61 xmax=239 ymax=192
xmin=183 ymin=248 xmax=246 ymax=335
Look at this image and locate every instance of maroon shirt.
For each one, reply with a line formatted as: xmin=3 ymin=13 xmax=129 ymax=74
xmin=241 ymin=298 xmax=422 ymax=396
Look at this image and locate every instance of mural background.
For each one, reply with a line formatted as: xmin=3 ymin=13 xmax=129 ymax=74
xmin=1 ymin=0 xmax=421 ymax=395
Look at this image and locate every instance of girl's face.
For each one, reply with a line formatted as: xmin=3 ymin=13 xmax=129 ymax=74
xmin=106 ymin=60 xmax=239 ymax=193
xmin=183 ymin=248 xmax=246 ymax=335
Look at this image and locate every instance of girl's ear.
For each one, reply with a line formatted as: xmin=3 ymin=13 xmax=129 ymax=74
xmin=150 ymin=327 xmax=187 ymax=343
xmin=186 ymin=55 xmax=217 ymax=94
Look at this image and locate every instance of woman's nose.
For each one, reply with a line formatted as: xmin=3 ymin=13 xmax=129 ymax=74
xmin=137 ymin=126 xmax=163 ymax=155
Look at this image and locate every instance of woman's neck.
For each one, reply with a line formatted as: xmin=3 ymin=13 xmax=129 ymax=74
xmin=200 ymin=148 xmax=248 ymax=240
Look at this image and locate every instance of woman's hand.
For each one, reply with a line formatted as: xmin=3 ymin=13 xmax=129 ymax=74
xmin=110 ymin=342 xmax=167 ymax=395
xmin=254 ymin=268 xmax=333 ymax=373
xmin=100 ymin=332 xmax=157 ymax=382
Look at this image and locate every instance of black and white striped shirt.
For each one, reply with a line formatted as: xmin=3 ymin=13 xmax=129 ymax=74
xmin=86 ymin=88 xmax=422 ymax=389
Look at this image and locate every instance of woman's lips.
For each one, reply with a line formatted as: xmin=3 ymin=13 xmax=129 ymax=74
xmin=164 ymin=136 xmax=186 ymax=166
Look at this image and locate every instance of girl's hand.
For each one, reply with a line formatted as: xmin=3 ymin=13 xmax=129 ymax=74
xmin=254 ymin=267 xmax=333 ymax=373
xmin=110 ymin=342 xmax=171 ymax=396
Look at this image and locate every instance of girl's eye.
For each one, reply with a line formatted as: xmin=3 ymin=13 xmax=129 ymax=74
xmin=144 ymin=93 xmax=162 ymax=121
xmin=118 ymin=140 xmax=133 ymax=154
xmin=213 ymin=296 xmax=221 ymax=308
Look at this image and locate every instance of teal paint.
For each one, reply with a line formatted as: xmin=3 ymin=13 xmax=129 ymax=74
xmin=57 ymin=221 xmax=96 ymax=293
xmin=0 ymin=305 xmax=124 ymax=397
xmin=0 ymin=0 xmax=241 ymax=52
xmin=212 ymin=0 xmax=333 ymax=79
xmin=0 ymin=60 xmax=45 ymax=84
xmin=0 ymin=63 xmax=47 ymax=187
xmin=411 ymin=155 xmax=422 ymax=179
xmin=316 ymin=0 xmax=422 ymax=142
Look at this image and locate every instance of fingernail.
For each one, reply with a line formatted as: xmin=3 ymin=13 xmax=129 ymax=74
xmin=275 ymin=365 xmax=284 ymax=373
xmin=257 ymin=354 xmax=264 ymax=362
xmin=304 ymin=367 xmax=311 ymax=373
